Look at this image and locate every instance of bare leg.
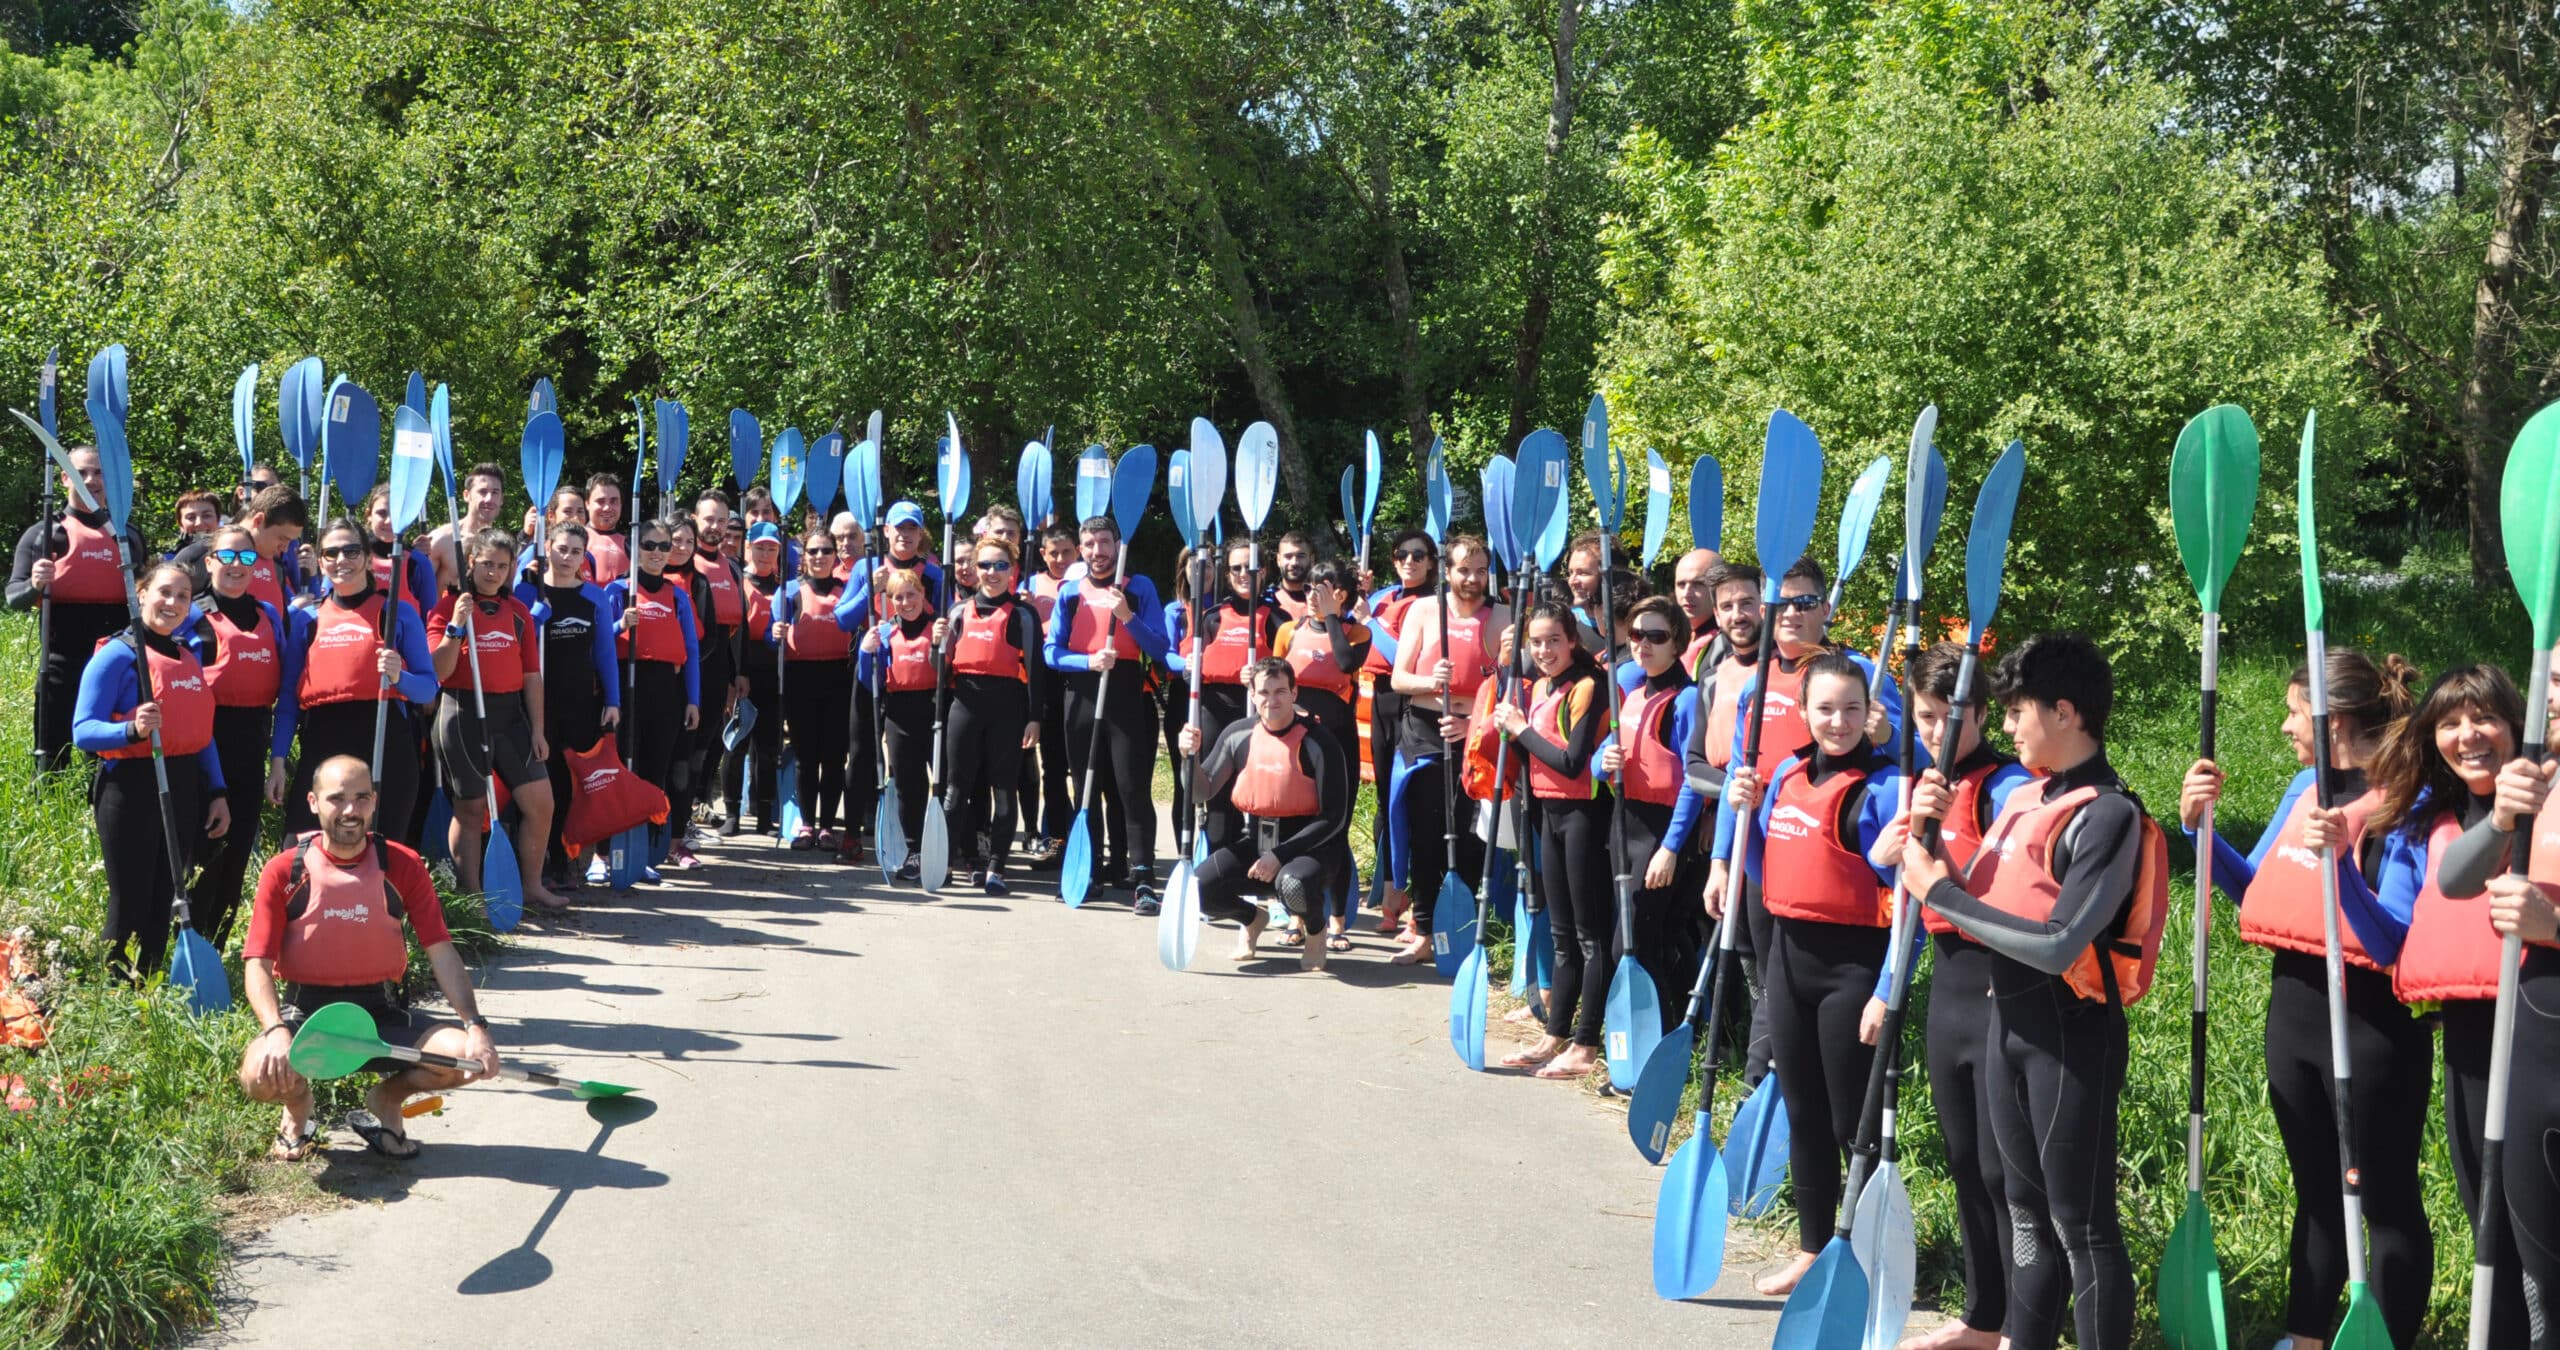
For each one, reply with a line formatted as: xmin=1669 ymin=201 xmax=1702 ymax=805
xmin=513 ymin=780 xmax=566 ymax=908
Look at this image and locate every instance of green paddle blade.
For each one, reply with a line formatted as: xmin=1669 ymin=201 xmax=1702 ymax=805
xmin=2158 ymin=1191 xmax=2229 ymax=1350
xmin=2332 ymin=1281 xmax=2393 ymax=1350
xmin=287 ymin=1002 xmax=399 ymax=1081
xmin=2502 ymin=401 xmax=2560 ymax=647
xmin=2170 ymin=405 xmax=2261 ymax=613
xmin=2297 ymin=411 xmax=2325 ymax=635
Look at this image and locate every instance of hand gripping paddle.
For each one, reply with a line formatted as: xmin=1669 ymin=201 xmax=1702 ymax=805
xmin=1585 ymin=394 xmax=1661 ymax=1088
xmin=1655 ymin=409 xmax=1825 ymax=1300
xmin=2161 ymin=405 xmax=2257 ymax=1350
xmin=1162 ymin=431 xmax=1228 ymax=967
xmin=289 ymin=1002 xmax=635 ymax=1099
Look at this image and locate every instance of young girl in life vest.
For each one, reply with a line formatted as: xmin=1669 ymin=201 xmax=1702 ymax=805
xmin=1715 ymin=650 xmax=1905 ymax=1295
xmin=940 ymin=535 xmax=1047 ymax=895
xmin=1491 ymin=601 xmax=1614 ymax=1078
xmin=186 ymin=525 xmax=295 ymax=948
xmin=2353 ymin=664 xmax=2534 ymax=1347
xmin=607 ymin=518 xmax=701 ymax=886
xmin=1901 ymin=633 xmax=2166 ymax=1350
xmin=724 ymin=522 xmax=786 ymax=837
xmin=427 ymin=528 xmax=562 ymax=911
xmin=75 ymin=561 xmax=234 ymax=976
xmin=857 ymin=568 xmax=938 ymax=883
xmin=1860 ymin=641 xmax=2035 ymax=1350
xmin=2178 ymin=648 xmax=2434 ymax=1350
xmin=1596 ymin=595 xmax=1710 ymax=1028
xmin=269 ymin=519 xmax=441 ymax=840
xmin=771 ymin=528 xmax=854 ymax=850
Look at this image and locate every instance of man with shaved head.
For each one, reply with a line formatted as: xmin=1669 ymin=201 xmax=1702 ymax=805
xmin=9 ymin=444 xmax=152 ymax=770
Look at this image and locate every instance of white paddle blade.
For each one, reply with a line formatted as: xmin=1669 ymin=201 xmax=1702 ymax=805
xmin=1852 ymin=1165 xmax=1916 ymax=1350
xmin=919 ymin=800 xmax=950 ymax=891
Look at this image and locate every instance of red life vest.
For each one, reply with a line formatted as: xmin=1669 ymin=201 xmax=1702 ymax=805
xmin=298 ymin=594 xmax=396 ymax=708
xmin=589 ymin=533 xmax=628 ymax=586
xmin=1963 ymin=784 xmax=2172 ymax=1005
xmin=1617 ymin=680 xmax=1686 ymax=807
xmin=1028 ymin=570 xmax=1067 ymax=624
xmin=1527 ymin=675 xmax=1598 ymax=800
xmin=1361 ymin=591 xmax=1419 ymax=676
xmin=51 ymin=513 xmax=126 ymax=604
xmin=1273 ymin=586 xmax=1313 ymax=625
xmin=1190 ymin=600 xmax=1265 ymax=685
xmin=951 ymin=598 xmax=1026 ymax=680
xmin=1064 ymin=583 xmax=1141 ymax=660
xmin=202 ymin=603 xmax=282 ymax=708
xmin=244 ymin=557 xmax=288 ymax=614
xmin=1400 ymin=601 xmax=1500 ymax=706
xmin=2394 ymin=811 xmax=2499 ymax=1003
xmin=744 ymin=576 xmax=778 ymax=642
xmin=1745 ymin=657 xmax=1817 ymax=780
xmin=1282 ymin=619 xmax=1360 ymax=697
xmin=694 ymin=553 xmax=745 ymax=629
xmin=1921 ymin=760 xmax=2008 ymax=936
xmin=436 ymin=594 xmax=535 ymax=694
xmin=96 ymin=636 xmax=216 ymax=758
xmin=273 ymin=833 xmax=412 ymax=987
xmin=1683 ymin=632 xmax=1718 ymax=683
xmin=783 ymin=584 xmax=851 ymax=662
xmin=1762 ymin=759 xmax=1889 ymax=926
xmin=618 ymin=580 xmax=689 ymax=665
xmin=369 ymin=550 xmax=396 ymax=596
xmin=880 ymin=622 xmax=938 ymax=691
xmin=1699 ymin=652 xmax=1756 ymax=771
xmin=559 ymin=737 xmax=669 ymax=857
xmin=2238 ymin=785 xmax=2385 ymax=971
xmin=1232 ymin=720 xmax=1322 ymax=818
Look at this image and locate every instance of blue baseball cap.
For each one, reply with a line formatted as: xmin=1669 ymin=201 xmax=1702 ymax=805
xmin=746 ymin=522 xmax=781 ymax=545
xmin=887 ymin=501 xmax=925 ymax=528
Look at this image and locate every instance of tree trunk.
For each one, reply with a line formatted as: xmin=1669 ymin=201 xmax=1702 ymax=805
xmin=1191 ymin=170 xmax=1311 ymax=526
xmin=2457 ymin=40 xmax=2557 ymax=583
xmin=1502 ymin=0 xmax=1584 ymax=450
xmin=1372 ymin=151 xmax=1434 ymax=477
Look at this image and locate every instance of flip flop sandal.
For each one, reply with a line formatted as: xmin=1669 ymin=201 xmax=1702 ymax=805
xmin=1326 ymin=934 xmax=1352 ymax=953
xmin=345 ymin=1109 xmax=419 ymax=1160
xmin=268 ymin=1122 xmax=319 ymax=1162
xmin=1280 ymin=929 xmax=1307 ymax=948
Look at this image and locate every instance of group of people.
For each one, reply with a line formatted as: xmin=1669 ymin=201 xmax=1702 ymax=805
xmin=25 ymin=421 xmax=2560 ymax=1350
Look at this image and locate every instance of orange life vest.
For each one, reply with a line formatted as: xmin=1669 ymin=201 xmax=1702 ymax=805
xmin=1188 ymin=599 xmax=1267 ymax=686
xmin=1526 ymin=674 xmax=1598 ymax=800
xmin=2394 ymin=810 xmax=2500 ymax=1003
xmin=880 ymin=622 xmax=937 ymax=692
xmin=588 ymin=532 xmax=628 ymax=586
xmin=744 ymin=576 xmax=778 ymax=642
xmin=1399 ymin=601 xmax=1500 ymax=706
xmin=1921 ymin=759 xmax=2008 ymax=937
xmin=50 ymin=513 xmax=126 ymax=604
xmin=617 ymin=579 xmax=689 ymax=666
xmin=1964 ymin=784 xmax=2171 ymax=1005
xmin=1699 ymin=651 xmax=1757 ymax=771
xmin=1762 ymin=759 xmax=1889 ymax=926
xmin=1064 ymin=583 xmax=1141 ymax=660
xmin=298 ymin=593 xmax=397 ymax=708
xmin=783 ymin=584 xmax=851 ymax=662
xmin=1617 ymin=679 xmax=1687 ymax=807
xmin=244 ymin=556 xmax=288 ymax=614
xmin=1361 ymin=590 xmax=1420 ymax=676
xmin=2238 ymin=785 xmax=2385 ymax=971
xmin=201 ymin=602 xmax=282 ymax=708
xmin=96 ymin=636 xmax=216 ymax=759
xmin=1232 ymin=720 xmax=1322 ymax=818
xmin=436 ymin=594 xmax=535 ymax=694
xmin=1281 ymin=619 xmax=1360 ymax=697
xmin=693 ymin=553 xmax=745 ymax=629
xmin=951 ymin=597 xmax=1027 ymax=680
xmin=273 ymin=833 xmax=412 ymax=987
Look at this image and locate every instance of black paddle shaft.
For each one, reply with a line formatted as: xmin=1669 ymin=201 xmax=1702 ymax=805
xmin=1471 ymin=581 xmax=1540 ymax=927
xmin=33 ymin=449 xmax=53 ymax=774
xmin=1436 ymin=538 xmax=1456 ymax=858
xmin=1695 ymin=613 xmax=1791 ymax=1113
xmin=1597 ymin=528 xmax=1636 ymax=951
xmin=927 ymin=516 xmax=958 ymax=806
xmin=1841 ymin=606 xmax=1932 ymax=1231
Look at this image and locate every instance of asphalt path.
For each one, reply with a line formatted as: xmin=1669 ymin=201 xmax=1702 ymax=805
xmin=206 ymin=817 xmax=1790 ymax=1348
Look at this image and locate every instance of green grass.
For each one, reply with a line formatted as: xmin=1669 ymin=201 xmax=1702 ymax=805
xmin=0 ymin=614 xmax=503 ymax=1347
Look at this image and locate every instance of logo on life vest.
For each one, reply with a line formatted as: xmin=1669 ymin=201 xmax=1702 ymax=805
xmin=320 ymin=902 xmax=373 ymax=924
xmin=166 ymin=674 xmax=204 ymax=693
xmin=581 ymin=768 xmax=621 ymax=793
xmin=228 ymin=648 xmax=275 ymax=664
xmin=2274 ymin=843 xmax=2320 ymax=870
xmin=1770 ymin=804 xmax=1822 ymax=836
xmin=315 ymin=623 xmax=370 ymax=649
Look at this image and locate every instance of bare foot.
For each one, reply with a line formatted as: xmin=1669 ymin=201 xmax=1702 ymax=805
xmin=1754 ymin=1251 xmax=1819 ymax=1297
xmin=526 ymin=885 xmax=571 ymax=911
xmin=1900 ymin=1323 xmax=2005 ymax=1350
xmin=1300 ymin=937 xmax=1327 ymax=973
xmin=1500 ymin=1035 xmax=1567 ymax=1069
xmin=1231 ymin=912 xmax=1268 ymax=962
xmin=1502 ymin=1003 xmax=1540 ymax=1024
xmin=1536 ymin=1044 xmax=1600 ymax=1080
xmin=1388 ymin=935 xmax=1432 ymax=966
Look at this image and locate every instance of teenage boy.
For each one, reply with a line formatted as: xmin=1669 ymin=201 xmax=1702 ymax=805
xmin=1043 ymin=513 xmax=1170 ymax=908
xmin=1897 ymin=632 xmax=2164 ymax=1350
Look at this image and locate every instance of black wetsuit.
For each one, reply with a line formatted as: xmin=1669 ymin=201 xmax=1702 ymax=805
xmin=1189 ymin=711 xmax=1351 ymax=928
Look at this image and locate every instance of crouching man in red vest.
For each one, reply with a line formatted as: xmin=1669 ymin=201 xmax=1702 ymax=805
xmin=234 ymin=754 xmax=501 ymax=1161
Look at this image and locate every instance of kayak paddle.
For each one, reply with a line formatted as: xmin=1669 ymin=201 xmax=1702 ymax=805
xmin=919 ymin=416 xmax=970 ymax=892
xmin=1689 ymin=454 xmax=1723 ymax=555
xmin=2162 ymin=404 xmax=2257 ymax=1350
xmin=1162 ymin=433 xmax=1226 ymax=970
xmin=232 ymin=363 xmax=258 ymax=496
xmin=771 ymin=428 xmax=809 ymax=847
xmin=729 ymin=409 xmax=762 ymax=494
xmin=1827 ymin=455 xmax=1893 ymax=609
xmin=1589 ymin=393 xmax=1661 ymax=1089
xmin=1060 ymin=441 xmax=1160 ymax=907
xmin=2467 ymin=400 xmax=2560 ymax=1350
xmin=1019 ymin=438 xmax=1053 ymax=530
xmin=1642 ymin=448 xmax=1671 ymax=570
xmin=1448 ymin=449 xmax=1515 ymax=1064
xmin=1655 ymin=407 xmax=1825 ymax=1300
xmin=1423 ymin=438 xmax=1477 ymax=978
xmin=2299 ymin=411 xmax=2396 ymax=1350
xmin=288 ymin=1002 xmax=636 ymax=1099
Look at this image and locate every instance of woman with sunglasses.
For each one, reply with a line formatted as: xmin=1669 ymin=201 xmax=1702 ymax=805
xmin=517 ymin=520 xmax=619 ymax=893
xmin=1272 ymin=557 xmax=1371 ymax=949
xmin=1357 ymin=528 xmax=1437 ymax=933
xmin=269 ymin=519 xmax=441 ymax=838
xmin=940 ymin=535 xmax=1047 ymax=893
xmin=182 ymin=526 xmax=295 ymax=946
xmin=723 ymin=522 xmax=787 ymax=837
xmin=1492 ymin=600 xmax=1612 ymax=1076
xmin=607 ymin=518 xmax=702 ymax=884
xmin=772 ymin=528 xmax=855 ymax=850
xmin=76 ymin=560 xmax=232 ymax=977
xmin=857 ymin=568 xmax=938 ymax=882
xmin=1596 ymin=595 xmax=1709 ymax=1020
xmin=428 ymin=528 xmax=562 ymax=911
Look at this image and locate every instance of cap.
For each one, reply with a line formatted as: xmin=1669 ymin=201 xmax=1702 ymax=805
xmin=746 ymin=522 xmax=781 ymax=544
xmin=887 ymin=501 xmax=925 ymax=528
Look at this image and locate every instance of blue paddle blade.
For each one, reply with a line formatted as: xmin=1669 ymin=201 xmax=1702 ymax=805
xmin=1690 ymin=455 xmax=1724 ymax=553
xmin=1653 ymin=1135 xmax=1733 ymax=1299
xmin=729 ymin=409 xmax=763 ymax=492
xmin=1901 ymin=411 xmax=1951 ymax=606
xmin=1431 ymin=872 xmax=1475 ymax=977
xmin=484 ymin=822 xmax=524 ymax=932
xmin=1060 ymin=813 xmax=1095 ymax=907
xmin=280 ymin=357 xmax=323 ymax=471
xmin=520 ymin=410 xmax=565 ymax=514
xmin=87 ymin=344 xmax=126 ymax=427
xmin=430 ymin=385 xmax=455 ymax=493
xmin=1729 ymin=1076 xmax=1794 ymax=1216
xmin=37 ymin=348 xmax=57 ymax=439
xmin=1514 ymin=428 xmax=1570 ymax=566
xmin=86 ymin=396 xmax=132 ymax=530
xmin=770 ymin=428 xmax=807 ymax=517
xmin=609 ymin=825 xmax=636 ymax=889
xmin=422 ymin=789 xmax=454 ymax=864
xmin=1186 ymin=425 xmax=1226 ymax=539
xmin=847 ymin=438 xmax=880 ymax=527
xmin=1236 ymin=422 xmax=1279 ymax=531
xmin=1852 ymin=1162 xmax=1917 ymax=1350
xmin=387 ymin=406 xmax=434 ymax=532
xmin=1112 ymin=444 xmax=1157 ymax=537
xmin=1158 ymin=860 xmax=1194 ymax=970
xmin=1962 ymin=440 xmax=2029 ymax=644
xmin=1604 ymin=956 xmax=1662 ymax=1090
xmin=168 ymin=923 xmax=230 ymax=1015
xmin=404 ymin=370 xmax=426 ymax=419
xmin=323 ymin=380 xmax=381 ymax=506
xmin=942 ymin=413 xmax=971 ymax=519
xmin=919 ymin=800 xmax=950 ymax=891
xmin=1582 ymin=393 xmax=1621 ymax=530
xmin=1642 ymin=449 xmax=1672 ymax=568
xmin=873 ymin=779 xmax=906 ymax=875
xmin=1757 ymin=411 xmax=1828 ymax=594
xmin=1770 ymin=1238 xmax=1869 ymax=1350
xmin=1832 ymin=455 xmax=1894 ymax=602
xmin=528 ymin=377 xmax=557 ymax=417
xmin=778 ymin=753 xmax=803 ymax=840
xmin=231 ymin=364 xmax=257 ymax=477
xmin=723 ymin=696 xmax=757 ymax=750
xmin=1362 ymin=429 xmax=1382 ymax=538
xmin=654 ymin=399 xmax=689 ymax=500
xmin=1482 ymin=455 xmax=1518 ymax=572
xmin=1450 ymin=949 xmax=1489 ymax=1070
xmin=1339 ymin=464 xmax=1357 ymax=537
xmin=1424 ymin=439 xmax=1451 ymax=544
xmin=1018 ymin=440 xmax=1053 ymax=527
xmin=1168 ymin=450 xmax=1198 ymax=544
xmin=1075 ymin=444 xmax=1114 ymax=523
xmin=808 ymin=431 xmax=846 ymax=518
xmin=1628 ymin=1025 xmax=1695 ymax=1162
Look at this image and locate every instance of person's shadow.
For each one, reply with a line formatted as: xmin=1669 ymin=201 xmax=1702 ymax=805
xmin=455 ymin=1095 xmax=663 ymax=1295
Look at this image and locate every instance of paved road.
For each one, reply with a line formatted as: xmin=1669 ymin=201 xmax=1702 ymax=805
xmin=208 ymin=823 xmax=1789 ymax=1348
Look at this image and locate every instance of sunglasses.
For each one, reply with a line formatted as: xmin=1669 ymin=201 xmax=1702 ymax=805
xmin=1772 ymin=593 xmax=1824 ymax=612
xmin=805 ymin=547 xmax=838 ymax=557
xmin=318 ymin=544 xmax=367 ymax=560
xmin=1632 ymin=627 xmax=1676 ymax=645
xmin=977 ymin=559 xmax=1014 ymax=572
xmin=638 ymin=540 xmax=673 ymax=554
xmin=211 ymin=548 xmax=260 ymax=566
xmin=1396 ymin=548 xmax=1433 ymax=563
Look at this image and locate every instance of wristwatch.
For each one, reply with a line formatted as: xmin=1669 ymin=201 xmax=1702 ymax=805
xmin=459 ymin=1015 xmax=489 ymax=1031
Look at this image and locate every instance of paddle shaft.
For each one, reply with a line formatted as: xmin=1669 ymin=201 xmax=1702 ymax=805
xmin=1182 ymin=546 xmax=1209 ymax=849
xmin=1069 ymin=587 xmax=1127 ymax=819
xmin=2469 ymin=644 xmax=2549 ymax=1350
xmin=1474 ymin=585 xmax=1539 ymax=919
xmin=1840 ymin=610 xmax=1933 ymax=1231
xmin=113 ymin=549 xmax=197 ymax=914
xmin=2307 ymin=630 xmax=2373 ymax=1289
xmin=366 ymin=1038 xmax=614 ymax=1094
xmin=1436 ymin=539 xmax=1455 ymax=863
xmin=1598 ymin=526 xmax=1636 ymax=951
xmin=927 ymin=516 xmax=958 ymax=804
xmin=370 ymin=526 xmax=399 ymax=783
xmin=33 ymin=446 xmax=52 ymax=775
xmin=1699 ymin=622 xmax=1789 ymax=1120
xmin=2188 ymin=611 xmax=2220 ymax=1196
xmin=445 ymin=507 xmax=505 ymax=830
